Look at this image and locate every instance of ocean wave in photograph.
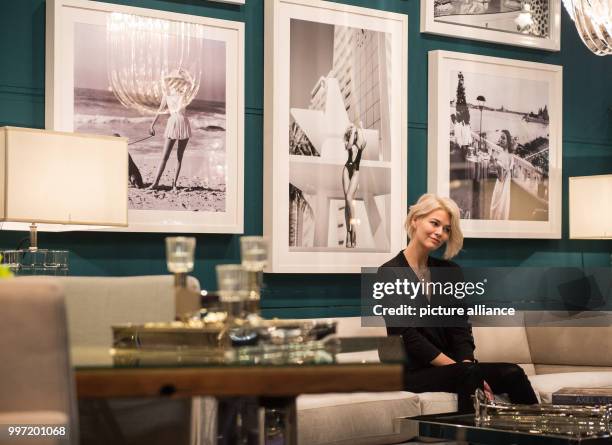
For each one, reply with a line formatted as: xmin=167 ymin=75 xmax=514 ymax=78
xmin=74 ymin=88 xmax=227 ymax=212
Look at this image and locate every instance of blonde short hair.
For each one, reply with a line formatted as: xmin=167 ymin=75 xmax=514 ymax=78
xmin=405 ymin=194 xmax=463 ymax=259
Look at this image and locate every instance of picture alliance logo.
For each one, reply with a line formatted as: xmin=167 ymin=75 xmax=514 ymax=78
xmin=371 ymin=279 xmax=488 ymax=300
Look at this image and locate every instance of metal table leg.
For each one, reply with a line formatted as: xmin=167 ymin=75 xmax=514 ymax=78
xmin=258 ymin=397 xmax=297 ymax=445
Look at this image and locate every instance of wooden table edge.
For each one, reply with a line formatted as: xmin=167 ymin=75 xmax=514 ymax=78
xmin=76 ymin=364 xmax=403 ymax=398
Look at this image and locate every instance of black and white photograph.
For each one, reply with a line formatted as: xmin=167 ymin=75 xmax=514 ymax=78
xmin=288 ymin=19 xmax=392 ymax=252
xmin=46 ymin=0 xmax=244 ymax=233
xmin=434 ymin=0 xmax=550 ymax=38
xmin=421 ymin=0 xmax=561 ymax=51
xmin=74 ymin=19 xmax=226 ymax=213
xmin=264 ymin=0 xmax=407 ymax=272
xmin=428 ymin=50 xmax=562 ymax=239
xmin=448 ymin=70 xmax=550 ymax=221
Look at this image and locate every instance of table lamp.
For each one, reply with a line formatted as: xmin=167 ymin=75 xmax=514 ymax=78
xmin=0 ymin=126 xmax=128 ymax=274
xmin=569 ymin=175 xmax=612 ymax=240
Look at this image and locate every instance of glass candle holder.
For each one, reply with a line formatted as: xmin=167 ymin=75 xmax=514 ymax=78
xmin=165 ymin=237 xmax=196 ymax=274
xmin=215 ymin=264 xmax=249 ymax=319
xmin=1 ymin=250 xmax=24 ymax=274
xmin=240 ymin=236 xmax=268 ymax=272
xmin=240 ymin=236 xmax=268 ymax=315
xmin=0 ymin=249 xmax=68 ymax=276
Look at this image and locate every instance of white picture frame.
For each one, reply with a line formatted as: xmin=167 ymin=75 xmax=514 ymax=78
xmin=264 ymin=0 xmax=408 ymax=273
xmin=46 ymin=0 xmax=244 ymax=233
xmin=421 ymin=0 xmax=561 ymax=52
xmin=428 ymin=50 xmax=562 ymax=239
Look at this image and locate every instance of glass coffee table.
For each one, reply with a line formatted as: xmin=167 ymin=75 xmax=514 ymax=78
xmin=73 ymin=336 xmax=404 ymax=445
xmin=401 ymin=412 xmax=612 ymax=445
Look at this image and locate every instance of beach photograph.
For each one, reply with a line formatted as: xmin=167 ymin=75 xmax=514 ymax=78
xmin=447 ymin=69 xmax=550 ymax=221
xmin=434 ymin=0 xmax=550 ymax=38
xmin=73 ymin=20 xmax=227 ymax=213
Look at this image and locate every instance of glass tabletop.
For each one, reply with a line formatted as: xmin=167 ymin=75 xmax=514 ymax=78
xmin=405 ymin=413 xmax=612 ymax=445
xmin=72 ymin=336 xmax=405 ymax=370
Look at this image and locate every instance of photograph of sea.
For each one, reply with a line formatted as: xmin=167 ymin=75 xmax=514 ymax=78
xmin=433 ymin=0 xmax=550 ymax=38
xmin=448 ymin=69 xmax=550 ymax=221
xmin=73 ymin=21 xmax=227 ymax=213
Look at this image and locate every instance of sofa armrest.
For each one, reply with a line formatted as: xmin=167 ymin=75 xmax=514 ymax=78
xmin=0 ymin=410 xmax=70 ymax=445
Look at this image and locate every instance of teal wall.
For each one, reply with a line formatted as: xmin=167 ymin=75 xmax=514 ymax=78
xmin=1 ymin=0 xmax=611 ymax=317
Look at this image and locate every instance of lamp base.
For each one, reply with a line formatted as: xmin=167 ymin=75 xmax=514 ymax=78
xmin=0 ymin=249 xmax=69 ymax=276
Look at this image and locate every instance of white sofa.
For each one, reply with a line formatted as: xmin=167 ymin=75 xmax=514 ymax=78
xmin=297 ymin=316 xmax=612 ymax=445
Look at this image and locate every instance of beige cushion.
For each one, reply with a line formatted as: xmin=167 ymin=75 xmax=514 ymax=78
xmin=58 ymin=275 xmax=199 ymax=349
xmin=0 ymin=411 xmax=70 ymax=445
xmin=535 ymin=364 xmax=612 ymax=374
xmin=416 ymin=392 xmax=457 ymax=415
xmin=336 ymin=317 xmax=387 ymax=338
xmin=526 ymin=326 xmax=612 ymax=367
xmin=0 ymin=410 xmax=68 ymax=424
xmin=528 ymin=372 xmax=612 ymax=403
xmin=335 ymin=350 xmax=381 ymax=364
xmin=0 ymin=278 xmax=77 ymax=444
xmin=473 ymin=326 xmax=532 ymax=365
xmin=518 ymin=364 xmax=537 ymax=376
xmin=297 ymin=392 xmax=419 ymax=445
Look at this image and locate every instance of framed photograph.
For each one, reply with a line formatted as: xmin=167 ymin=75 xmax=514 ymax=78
xmin=428 ymin=50 xmax=562 ymax=239
xmin=46 ymin=0 xmax=244 ymax=233
xmin=421 ymin=0 xmax=561 ymax=51
xmin=264 ymin=0 xmax=408 ymax=273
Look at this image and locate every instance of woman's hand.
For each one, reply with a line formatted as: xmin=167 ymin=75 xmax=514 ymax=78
xmin=149 ymin=126 xmax=156 ymax=136
xmin=483 ymin=380 xmax=494 ymax=402
xmin=431 ymin=353 xmax=456 ymax=366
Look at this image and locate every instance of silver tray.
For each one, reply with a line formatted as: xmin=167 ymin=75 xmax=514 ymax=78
xmin=112 ymin=317 xmax=336 ymax=350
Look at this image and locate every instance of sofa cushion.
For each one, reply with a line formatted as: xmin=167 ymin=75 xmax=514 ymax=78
xmin=335 ymin=350 xmax=381 ymax=364
xmin=473 ymin=325 xmax=532 ymax=365
xmin=297 ymin=392 xmax=419 ymax=445
xmin=526 ymin=325 xmax=612 ymax=367
xmin=534 ymin=364 xmax=612 ymax=374
xmin=528 ymin=372 xmax=612 ymax=403
xmin=58 ymin=275 xmax=199 ymax=349
xmin=336 ymin=317 xmax=387 ymax=338
xmin=415 ymin=392 xmax=457 ymax=415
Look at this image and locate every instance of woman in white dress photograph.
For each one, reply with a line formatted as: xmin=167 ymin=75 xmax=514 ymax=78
xmin=489 ymin=129 xmax=514 ymax=220
xmin=148 ymin=68 xmax=193 ymax=191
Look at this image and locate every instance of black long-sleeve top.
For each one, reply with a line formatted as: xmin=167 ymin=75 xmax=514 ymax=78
xmin=380 ymin=251 xmax=475 ymax=371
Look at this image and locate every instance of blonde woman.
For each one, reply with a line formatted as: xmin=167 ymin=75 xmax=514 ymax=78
xmin=381 ymin=194 xmax=537 ymax=413
xmin=148 ymin=68 xmax=193 ymax=191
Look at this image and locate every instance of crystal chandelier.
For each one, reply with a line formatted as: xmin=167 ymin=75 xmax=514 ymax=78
xmin=107 ymin=13 xmax=205 ymax=114
xmin=562 ymin=0 xmax=612 ymax=55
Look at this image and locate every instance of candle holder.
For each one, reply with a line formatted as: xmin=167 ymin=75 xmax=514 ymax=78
xmin=215 ymin=264 xmax=249 ymax=320
xmin=1 ymin=249 xmax=68 ymax=276
xmin=240 ymin=236 xmax=268 ymax=316
xmin=165 ymin=236 xmax=200 ymax=319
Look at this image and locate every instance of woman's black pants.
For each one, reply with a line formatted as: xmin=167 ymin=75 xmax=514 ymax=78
xmin=404 ymin=362 xmax=539 ymax=413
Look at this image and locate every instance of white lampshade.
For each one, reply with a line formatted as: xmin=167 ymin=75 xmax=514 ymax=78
xmin=0 ymin=127 xmax=128 ymax=230
xmin=569 ymin=175 xmax=612 ymax=239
